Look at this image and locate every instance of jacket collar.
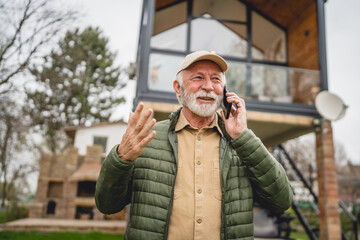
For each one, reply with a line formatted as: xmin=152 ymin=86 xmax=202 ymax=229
xmin=168 ymin=107 xmax=232 ymax=141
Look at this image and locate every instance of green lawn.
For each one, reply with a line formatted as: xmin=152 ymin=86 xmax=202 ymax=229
xmin=290 ymin=231 xmax=310 ymax=240
xmin=0 ymin=231 xmax=124 ymax=240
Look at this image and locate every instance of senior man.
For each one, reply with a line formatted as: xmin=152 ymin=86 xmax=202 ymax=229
xmin=95 ymin=50 xmax=293 ymax=240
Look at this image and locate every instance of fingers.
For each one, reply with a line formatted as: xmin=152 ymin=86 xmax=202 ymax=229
xmin=138 ymin=118 xmax=156 ymax=139
xmin=220 ymin=110 xmax=226 ymax=120
xmin=118 ymin=102 xmax=157 ymax=161
xmin=134 ymin=108 xmax=153 ymax=133
xmin=225 ymin=92 xmax=246 ymax=109
xmin=139 ymin=130 xmax=156 ymax=148
xmin=128 ymin=102 xmax=144 ymax=128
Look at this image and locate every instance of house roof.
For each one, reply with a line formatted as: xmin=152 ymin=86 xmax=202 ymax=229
xmin=69 ymin=161 xmax=102 ymax=182
xmin=69 ymin=145 xmax=103 ymax=182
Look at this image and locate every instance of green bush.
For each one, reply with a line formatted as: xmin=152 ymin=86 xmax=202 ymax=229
xmin=0 ymin=202 xmax=28 ymax=223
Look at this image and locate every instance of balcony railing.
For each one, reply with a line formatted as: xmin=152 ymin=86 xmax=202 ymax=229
xmin=144 ymin=52 xmax=321 ymax=116
xmin=225 ymin=61 xmax=320 ymax=106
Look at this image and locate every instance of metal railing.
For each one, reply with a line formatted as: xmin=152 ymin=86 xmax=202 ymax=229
xmin=274 ymin=145 xmax=358 ymax=240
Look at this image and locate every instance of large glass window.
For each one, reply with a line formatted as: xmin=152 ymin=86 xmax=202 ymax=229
xmin=151 ymin=1 xmax=187 ymax=51
xmin=225 ymin=61 xmax=247 ymax=97
xmin=145 ymin=0 xmax=321 ymax=107
xmin=191 ymin=15 xmax=247 ymax=58
xmin=224 ymin=62 xmax=319 ymax=105
xmin=251 ymin=65 xmax=289 ymax=102
xmin=191 ymin=0 xmax=247 ymax=58
xmin=148 ymin=53 xmax=184 ymax=92
xmin=251 ymin=12 xmax=286 ymax=63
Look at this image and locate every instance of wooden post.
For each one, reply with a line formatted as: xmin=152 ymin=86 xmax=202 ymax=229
xmin=315 ymin=120 xmax=341 ymax=240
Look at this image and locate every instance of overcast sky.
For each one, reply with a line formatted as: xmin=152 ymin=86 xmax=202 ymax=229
xmin=72 ymin=0 xmax=360 ymax=162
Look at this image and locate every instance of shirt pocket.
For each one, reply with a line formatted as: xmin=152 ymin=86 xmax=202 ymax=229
xmin=212 ymin=158 xmax=222 ymax=200
xmin=173 ymin=159 xmax=183 ymax=199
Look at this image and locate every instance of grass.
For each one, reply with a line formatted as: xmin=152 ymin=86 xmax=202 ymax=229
xmin=0 ymin=231 xmax=125 ymax=240
xmin=290 ymin=230 xmax=310 ymax=240
xmin=0 ymin=211 xmax=7 ymax=224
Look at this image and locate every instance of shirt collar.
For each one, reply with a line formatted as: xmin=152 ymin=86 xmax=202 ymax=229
xmin=175 ymin=109 xmax=224 ymax=137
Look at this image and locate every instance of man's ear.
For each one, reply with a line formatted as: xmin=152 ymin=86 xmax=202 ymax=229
xmin=173 ymin=80 xmax=181 ymax=97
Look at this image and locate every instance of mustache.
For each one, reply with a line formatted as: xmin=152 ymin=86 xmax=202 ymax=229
xmin=194 ymin=90 xmax=219 ymax=100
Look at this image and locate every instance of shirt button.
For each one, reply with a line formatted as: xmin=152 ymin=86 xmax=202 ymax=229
xmin=197 ymin=218 xmax=202 ymax=224
xmin=197 ymin=188 xmax=202 ymax=194
xmin=197 ymin=135 xmax=201 ymax=141
xmin=196 ymin=160 xmax=201 ymax=165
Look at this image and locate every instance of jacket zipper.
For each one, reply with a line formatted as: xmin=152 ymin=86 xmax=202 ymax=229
xmin=220 ymin=141 xmax=228 ymax=240
xmin=164 ymin=131 xmax=178 ymax=240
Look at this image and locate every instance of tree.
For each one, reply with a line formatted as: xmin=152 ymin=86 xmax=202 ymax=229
xmin=26 ymin=27 xmax=126 ymax=153
xmin=282 ymin=136 xmax=317 ymax=186
xmin=0 ymin=0 xmax=77 ymax=94
xmin=0 ymin=96 xmax=38 ymax=208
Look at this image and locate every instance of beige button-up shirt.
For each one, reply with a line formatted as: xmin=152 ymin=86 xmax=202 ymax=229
xmin=167 ymin=110 xmax=223 ymax=240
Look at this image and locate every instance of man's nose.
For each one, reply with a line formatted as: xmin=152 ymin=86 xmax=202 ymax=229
xmin=201 ymin=78 xmax=214 ymax=91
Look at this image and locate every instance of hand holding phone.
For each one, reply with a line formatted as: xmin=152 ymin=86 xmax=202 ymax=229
xmin=223 ymin=86 xmax=234 ymax=119
xmin=221 ymin=86 xmax=248 ymax=139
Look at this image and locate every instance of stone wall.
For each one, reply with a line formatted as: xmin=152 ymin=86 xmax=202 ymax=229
xmin=29 ymin=145 xmax=126 ymax=221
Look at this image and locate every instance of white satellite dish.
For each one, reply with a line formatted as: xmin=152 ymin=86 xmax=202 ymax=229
xmin=315 ymin=91 xmax=348 ymax=121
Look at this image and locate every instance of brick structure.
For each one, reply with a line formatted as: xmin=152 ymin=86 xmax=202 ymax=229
xmin=29 ymin=145 xmax=126 ymax=221
xmin=316 ymin=120 xmax=341 ymax=240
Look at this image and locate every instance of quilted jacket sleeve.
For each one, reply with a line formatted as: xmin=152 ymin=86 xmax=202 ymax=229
xmin=231 ymin=129 xmax=293 ymax=212
xmin=95 ymin=145 xmax=134 ymax=214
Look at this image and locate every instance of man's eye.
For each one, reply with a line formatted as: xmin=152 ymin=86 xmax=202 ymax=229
xmin=194 ymin=76 xmax=203 ymax=80
xmin=212 ymin=77 xmax=221 ymax=82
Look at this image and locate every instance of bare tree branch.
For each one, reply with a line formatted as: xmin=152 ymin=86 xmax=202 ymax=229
xmin=0 ymin=0 xmax=32 ymax=63
xmin=0 ymin=0 xmax=78 ymax=94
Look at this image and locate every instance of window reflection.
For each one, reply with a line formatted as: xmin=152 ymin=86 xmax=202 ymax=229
xmin=251 ymin=11 xmax=286 ymax=63
xmin=151 ymin=1 xmax=187 ymax=51
xmin=251 ymin=65 xmax=289 ymax=102
xmin=148 ymin=53 xmax=184 ymax=92
xmin=225 ymin=62 xmax=319 ymax=105
xmin=145 ymin=0 xmax=320 ymax=107
xmin=191 ymin=15 xmax=247 ymax=58
xmin=225 ymin=61 xmax=247 ymax=97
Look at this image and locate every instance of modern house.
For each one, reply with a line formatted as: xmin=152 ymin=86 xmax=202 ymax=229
xmin=133 ymin=0 xmax=344 ymax=239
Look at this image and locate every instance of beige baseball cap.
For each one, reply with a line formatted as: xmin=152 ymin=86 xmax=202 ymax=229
xmin=177 ymin=50 xmax=228 ymax=75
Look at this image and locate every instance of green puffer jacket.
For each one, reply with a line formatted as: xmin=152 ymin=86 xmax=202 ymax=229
xmin=95 ymin=108 xmax=293 ymax=240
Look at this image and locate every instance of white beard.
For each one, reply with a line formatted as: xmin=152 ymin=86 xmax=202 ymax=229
xmin=179 ymin=86 xmax=223 ymax=117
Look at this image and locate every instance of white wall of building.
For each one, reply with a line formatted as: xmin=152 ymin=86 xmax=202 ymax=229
xmin=74 ymin=123 xmax=127 ymax=156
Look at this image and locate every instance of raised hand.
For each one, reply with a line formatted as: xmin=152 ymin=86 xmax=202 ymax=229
xmin=117 ymin=102 xmax=157 ymax=162
xmin=221 ymin=92 xmax=247 ymax=139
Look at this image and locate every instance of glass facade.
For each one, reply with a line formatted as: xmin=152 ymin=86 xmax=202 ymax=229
xmin=148 ymin=53 xmax=184 ymax=91
xmin=151 ymin=1 xmax=187 ymax=51
xmin=191 ymin=16 xmax=247 ymax=58
xmin=225 ymin=62 xmax=319 ymax=105
xmin=251 ymin=12 xmax=286 ymax=63
xmin=142 ymin=0 xmax=320 ymax=110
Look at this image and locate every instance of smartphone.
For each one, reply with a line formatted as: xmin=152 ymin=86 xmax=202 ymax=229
xmin=223 ymin=86 xmax=233 ymax=119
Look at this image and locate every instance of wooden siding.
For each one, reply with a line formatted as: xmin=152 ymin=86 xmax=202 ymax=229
xmin=288 ymin=2 xmax=319 ymax=70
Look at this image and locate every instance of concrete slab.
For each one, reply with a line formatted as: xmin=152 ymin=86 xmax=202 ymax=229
xmin=2 ymin=218 xmax=126 ymax=234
